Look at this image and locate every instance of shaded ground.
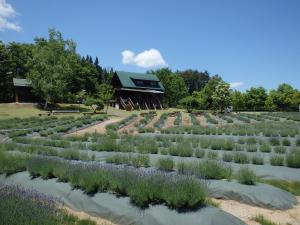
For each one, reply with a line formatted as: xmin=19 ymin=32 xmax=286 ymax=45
xmin=215 ymin=197 xmax=300 ymax=225
xmin=65 ymin=117 xmax=123 ymax=136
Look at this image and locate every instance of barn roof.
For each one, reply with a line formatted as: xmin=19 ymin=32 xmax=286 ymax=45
xmin=13 ymin=78 xmax=32 ymax=87
xmin=115 ymin=71 xmax=164 ymax=91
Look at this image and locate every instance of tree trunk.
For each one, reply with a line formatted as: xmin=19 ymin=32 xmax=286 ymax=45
xmin=106 ymin=103 xmax=109 ymax=114
xmin=44 ymin=97 xmax=49 ymax=110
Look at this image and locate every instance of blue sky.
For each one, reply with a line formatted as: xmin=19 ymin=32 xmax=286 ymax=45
xmin=1 ymin=0 xmax=300 ymax=91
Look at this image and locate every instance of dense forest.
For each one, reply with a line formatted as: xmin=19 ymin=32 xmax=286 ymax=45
xmin=1 ymin=29 xmax=299 ymax=111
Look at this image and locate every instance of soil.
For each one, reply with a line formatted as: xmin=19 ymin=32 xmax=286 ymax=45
xmin=145 ymin=115 xmax=160 ymax=128
xmin=214 ymin=197 xmax=300 ymax=225
xmin=118 ymin=116 xmax=141 ymax=134
xmin=63 ymin=206 xmax=117 ymax=225
xmin=64 ymin=117 xmax=123 ymax=136
xmin=182 ymin=114 xmax=190 ymax=126
xmin=164 ymin=116 xmax=176 ymax=128
xmin=197 ymin=115 xmax=208 ymax=127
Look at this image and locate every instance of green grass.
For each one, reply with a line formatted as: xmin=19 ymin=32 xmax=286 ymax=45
xmin=252 ymin=214 xmax=277 ymax=225
xmin=286 ymin=149 xmax=300 ymax=168
xmin=259 ymin=179 xmax=300 ymax=196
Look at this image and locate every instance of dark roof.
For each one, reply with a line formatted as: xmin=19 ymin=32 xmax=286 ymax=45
xmin=115 ymin=71 xmax=164 ymax=91
xmin=13 ymin=78 xmax=32 ymax=87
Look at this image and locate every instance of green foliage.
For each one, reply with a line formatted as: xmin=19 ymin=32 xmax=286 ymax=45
xmin=177 ymin=160 xmax=232 ymax=180
xmin=222 ymin=153 xmax=233 ymax=162
xmin=245 ymin=87 xmax=267 ymax=111
xmin=260 ymin=143 xmax=272 ymax=153
xmin=259 ymin=179 xmax=300 ymax=196
xmin=178 ymin=96 xmax=198 ymax=112
xmin=251 ymin=155 xmax=264 ymax=165
xmin=106 ymin=154 xmax=149 ymax=168
xmin=252 ymin=214 xmax=277 ymax=225
xmin=233 ymin=153 xmax=250 ymax=164
xmin=0 ymin=184 xmax=97 ymax=225
xmin=84 ymin=96 xmax=104 ymax=113
xmin=286 ymin=149 xmax=300 ymax=168
xmin=156 ymin=158 xmax=174 ymax=171
xmin=151 ymin=68 xmax=188 ymax=107
xmin=270 ymin=155 xmax=284 ymax=166
xmin=211 ymin=80 xmax=231 ymax=112
xmin=237 ymin=167 xmax=257 ymax=185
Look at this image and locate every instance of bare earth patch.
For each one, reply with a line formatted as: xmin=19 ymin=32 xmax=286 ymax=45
xmin=63 ymin=206 xmax=117 ymax=225
xmin=182 ymin=113 xmax=190 ymax=126
xmin=164 ymin=116 xmax=176 ymax=128
xmin=145 ymin=115 xmax=160 ymax=128
xmin=214 ymin=197 xmax=300 ymax=225
xmin=64 ymin=117 xmax=123 ymax=136
xmin=118 ymin=116 xmax=141 ymax=134
xmin=197 ymin=115 xmax=208 ymax=127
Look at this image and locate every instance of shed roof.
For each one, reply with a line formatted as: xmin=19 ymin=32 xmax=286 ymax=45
xmin=115 ymin=71 xmax=164 ymax=91
xmin=13 ymin=78 xmax=32 ymax=87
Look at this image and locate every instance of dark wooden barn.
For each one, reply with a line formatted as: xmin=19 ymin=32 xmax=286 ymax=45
xmin=112 ymin=71 xmax=164 ymax=110
xmin=13 ymin=78 xmax=40 ymax=103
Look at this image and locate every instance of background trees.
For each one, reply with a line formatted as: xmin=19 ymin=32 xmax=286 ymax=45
xmin=1 ymin=29 xmax=299 ymax=112
xmin=151 ymin=68 xmax=188 ymax=107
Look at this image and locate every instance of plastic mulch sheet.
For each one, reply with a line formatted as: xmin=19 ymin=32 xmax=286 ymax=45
xmin=0 ymin=172 xmax=246 ymax=225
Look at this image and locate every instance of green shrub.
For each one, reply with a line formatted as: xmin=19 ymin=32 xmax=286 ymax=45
xmin=156 ymin=158 xmax=174 ymax=171
xmin=273 ymin=146 xmax=286 ymax=154
xmin=237 ymin=167 xmax=257 ymax=185
xmin=296 ymin=139 xmax=300 ymax=147
xmin=246 ymin=137 xmax=257 ymax=145
xmin=282 ymin=138 xmax=291 ymax=146
xmin=177 ymin=160 xmax=232 ymax=180
xmin=270 ymin=155 xmax=284 ymax=166
xmin=269 ymin=138 xmax=280 ymax=146
xmin=207 ymin=151 xmax=218 ymax=160
xmin=260 ymin=143 xmax=271 ymax=153
xmin=246 ymin=145 xmax=257 ymax=152
xmin=169 ymin=142 xmax=193 ymax=157
xmin=251 ymin=155 xmax=264 ymax=165
xmin=234 ymin=153 xmax=249 ymax=164
xmin=195 ymin=149 xmax=205 ymax=158
xmin=222 ymin=153 xmax=233 ymax=162
xmin=286 ymin=149 xmax=300 ymax=168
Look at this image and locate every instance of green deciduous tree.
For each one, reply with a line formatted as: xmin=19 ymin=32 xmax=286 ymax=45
xmin=151 ymin=68 xmax=188 ymax=107
xmin=84 ymin=96 xmax=104 ymax=113
xmin=97 ymin=83 xmax=115 ymax=113
xmin=245 ymin=87 xmax=267 ymax=111
xmin=231 ymin=90 xmax=246 ymax=112
xmin=212 ymin=81 xmax=231 ymax=112
xmin=178 ymin=96 xmax=198 ymax=113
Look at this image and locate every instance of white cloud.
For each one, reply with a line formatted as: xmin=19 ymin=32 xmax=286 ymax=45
xmin=0 ymin=0 xmax=21 ymax=32
xmin=230 ymin=81 xmax=245 ymax=88
xmin=121 ymin=48 xmax=167 ymax=68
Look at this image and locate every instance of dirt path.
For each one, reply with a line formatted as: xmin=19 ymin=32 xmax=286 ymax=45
xmin=64 ymin=206 xmax=117 ymax=225
xmin=197 ymin=115 xmax=207 ymax=127
xmin=145 ymin=115 xmax=160 ymax=128
xmin=118 ymin=116 xmax=141 ymax=134
xmin=163 ymin=116 xmax=175 ymax=128
xmin=64 ymin=117 xmax=123 ymax=136
xmin=214 ymin=197 xmax=300 ymax=225
xmin=182 ymin=113 xmax=190 ymax=126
